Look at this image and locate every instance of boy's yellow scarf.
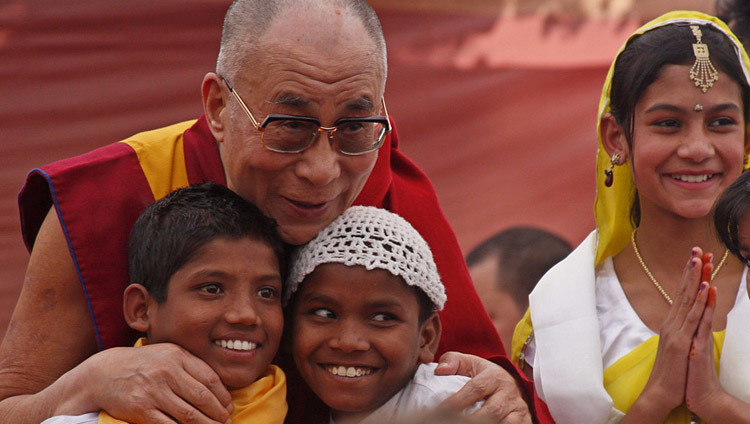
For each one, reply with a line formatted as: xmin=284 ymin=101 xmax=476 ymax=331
xmin=98 ymin=338 xmax=287 ymax=423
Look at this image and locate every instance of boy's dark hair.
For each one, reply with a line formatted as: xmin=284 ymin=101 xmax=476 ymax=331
xmin=715 ymin=170 xmax=750 ymax=263
xmin=466 ymin=226 xmax=572 ymax=309
xmin=412 ymin=287 xmax=436 ymax=324
xmin=128 ymin=181 xmax=288 ymax=303
xmin=608 ymin=23 xmax=750 ymax=226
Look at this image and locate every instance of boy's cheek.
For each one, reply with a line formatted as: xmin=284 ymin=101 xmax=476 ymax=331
xmin=265 ymin=307 xmax=285 ymax=347
xmin=288 ymin=320 xmax=318 ymax=359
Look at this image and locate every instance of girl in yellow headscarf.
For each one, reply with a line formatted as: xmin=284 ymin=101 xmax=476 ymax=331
xmin=512 ymin=10 xmax=750 ymax=423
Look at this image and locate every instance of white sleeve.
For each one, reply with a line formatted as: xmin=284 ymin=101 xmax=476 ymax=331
xmin=41 ymin=412 xmax=101 ymax=424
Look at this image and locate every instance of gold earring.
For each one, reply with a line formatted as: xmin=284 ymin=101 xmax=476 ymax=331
xmin=604 ymin=153 xmax=621 ymax=187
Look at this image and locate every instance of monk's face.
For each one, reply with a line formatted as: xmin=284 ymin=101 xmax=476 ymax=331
xmin=217 ymin=7 xmax=385 ymax=245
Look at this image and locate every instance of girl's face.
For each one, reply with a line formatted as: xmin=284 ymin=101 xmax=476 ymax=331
xmin=628 ymin=64 xmax=747 ymax=222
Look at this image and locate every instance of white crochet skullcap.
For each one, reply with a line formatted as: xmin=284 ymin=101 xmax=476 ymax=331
xmin=285 ymin=206 xmax=446 ymax=310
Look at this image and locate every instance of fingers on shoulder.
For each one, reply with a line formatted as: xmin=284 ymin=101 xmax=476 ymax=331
xmin=471 ymin=397 xmax=531 ymax=424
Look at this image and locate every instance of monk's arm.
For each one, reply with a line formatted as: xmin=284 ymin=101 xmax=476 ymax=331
xmin=0 ymin=209 xmax=233 ymax=424
xmin=0 ymin=208 xmax=101 ymax=423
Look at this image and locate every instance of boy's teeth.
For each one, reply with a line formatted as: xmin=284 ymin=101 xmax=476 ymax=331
xmin=214 ymin=339 xmax=257 ymax=351
xmin=327 ymin=365 xmax=372 ymax=377
xmin=671 ymin=174 xmax=712 ymax=183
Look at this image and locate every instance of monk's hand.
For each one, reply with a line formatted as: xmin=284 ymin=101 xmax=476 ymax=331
xmin=435 ymin=352 xmax=531 ymax=424
xmin=82 ymin=343 xmax=232 ymax=424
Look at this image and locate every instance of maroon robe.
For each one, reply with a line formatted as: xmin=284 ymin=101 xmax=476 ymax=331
xmin=19 ymin=116 xmax=551 ymax=423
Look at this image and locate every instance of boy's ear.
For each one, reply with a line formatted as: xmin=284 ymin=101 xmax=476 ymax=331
xmin=123 ymin=283 xmax=152 ymax=333
xmin=600 ymin=112 xmax=629 ymax=164
xmin=418 ymin=312 xmax=441 ymax=364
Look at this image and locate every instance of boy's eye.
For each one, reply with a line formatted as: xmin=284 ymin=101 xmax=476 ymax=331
xmin=372 ymin=312 xmax=396 ymax=322
xmin=312 ymin=308 xmax=336 ymax=319
xmin=257 ymin=287 xmax=278 ymax=299
xmin=199 ymin=283 xmax=222 ymax=295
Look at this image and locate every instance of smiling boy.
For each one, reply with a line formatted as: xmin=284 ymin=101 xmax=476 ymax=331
xmin=42 ymin=182 xmax=288 ymax=424
xmin=285 ymin=206 xmax=481 ymax=423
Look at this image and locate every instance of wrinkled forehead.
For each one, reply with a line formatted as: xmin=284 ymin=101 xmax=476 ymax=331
xmin=266 ymin=5 xmax=372 ymax=48
xmin=259 ymin=6 xmax=385 ymax=81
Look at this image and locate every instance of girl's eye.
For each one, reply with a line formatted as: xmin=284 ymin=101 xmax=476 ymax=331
xmin=312 ymin=308 xmax=335 ymax=319
xmin=708 ymin=117 xmax=737 ymax=127
xmin=257 ymin=287 xmax=278 ymax=299
xmin=200 ymin=283 xmax=222 ymax=295
xmin=652 ymin=118 xmax=680 ymax=128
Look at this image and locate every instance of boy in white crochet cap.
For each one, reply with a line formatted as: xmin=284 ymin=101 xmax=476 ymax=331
xmin=285 ymin=206 xmax=481 ymax=424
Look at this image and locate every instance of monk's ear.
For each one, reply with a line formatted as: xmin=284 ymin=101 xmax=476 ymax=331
xmin=417 ymin=312 xmax=441 ymax=364
xmin=202 ymin=72 xmax=227 ymax=143
xmin=123 ymin=283 xmax=152 ymax=333
xmin=600 ymin=112 xmax=629 ymax=164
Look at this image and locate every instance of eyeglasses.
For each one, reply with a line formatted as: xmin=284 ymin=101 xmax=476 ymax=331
xmin=221 ymin=76 xmax=391 ymax=155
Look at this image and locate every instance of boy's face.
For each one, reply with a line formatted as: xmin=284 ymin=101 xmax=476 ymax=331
xmin=469 ymin=257 xmax=522 ymax=347
xmin=143 ymin=237 xmax=283 ymax=390
xmin=290 ymin=263 xmax=439 ymax=421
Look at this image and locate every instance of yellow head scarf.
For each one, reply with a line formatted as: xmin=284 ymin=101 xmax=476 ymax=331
xmin=594 ymin=10 xmax=750 ymax=266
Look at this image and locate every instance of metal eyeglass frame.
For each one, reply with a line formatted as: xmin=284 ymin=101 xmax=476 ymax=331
xmin=221 ymin=76 xmax=391 ymax=155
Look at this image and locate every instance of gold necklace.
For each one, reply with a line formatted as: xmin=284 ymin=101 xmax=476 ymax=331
xmin=630 ymin=229 xmax=729 ymax=305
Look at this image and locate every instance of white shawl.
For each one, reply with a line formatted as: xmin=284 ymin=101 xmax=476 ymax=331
xmin=529 ymin=231 xmax=750 ymax=423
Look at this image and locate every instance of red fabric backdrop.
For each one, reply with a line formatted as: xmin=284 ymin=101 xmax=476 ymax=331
xmin=0 ymin=0 xmax=685 ymax=338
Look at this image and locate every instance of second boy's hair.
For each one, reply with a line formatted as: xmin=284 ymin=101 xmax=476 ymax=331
xmin=128 ymin=181 xmax=288 ymax=303
xmin=715 ymin=170 xmax=750 ymax=263
xmin=466 ymin=226 xmax=571 ymax=309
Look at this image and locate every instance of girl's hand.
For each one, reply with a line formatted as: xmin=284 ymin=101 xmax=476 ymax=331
xmin=685 ymin=284 xmax=750 ymax=423
xmin=624 ymin=249 xmax=710 ymax=422
xmin=685 ymin=285 xmax=722 ymax=419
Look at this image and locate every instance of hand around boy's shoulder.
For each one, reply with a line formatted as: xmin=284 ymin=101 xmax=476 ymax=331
xmin=359 ymin=362 xmax=482 ymax=423
xmin=410 ymin=363 xmax=482 ymax=412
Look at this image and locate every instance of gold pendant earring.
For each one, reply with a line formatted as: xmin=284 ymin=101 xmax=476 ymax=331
xmin=604 ymin=153 xmax=621 ymax=187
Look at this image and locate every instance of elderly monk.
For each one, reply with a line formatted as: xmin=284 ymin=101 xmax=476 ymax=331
xmin=0 ymin=1 xmax=548 ymax=423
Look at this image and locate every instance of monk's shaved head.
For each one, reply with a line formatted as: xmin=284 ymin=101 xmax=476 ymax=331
xmin=217 ymin=0 xmax=387 ymax=83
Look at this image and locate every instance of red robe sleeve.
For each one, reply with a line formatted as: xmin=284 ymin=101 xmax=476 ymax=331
xmin=353 ymin=118 xmax=553 ymax=423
